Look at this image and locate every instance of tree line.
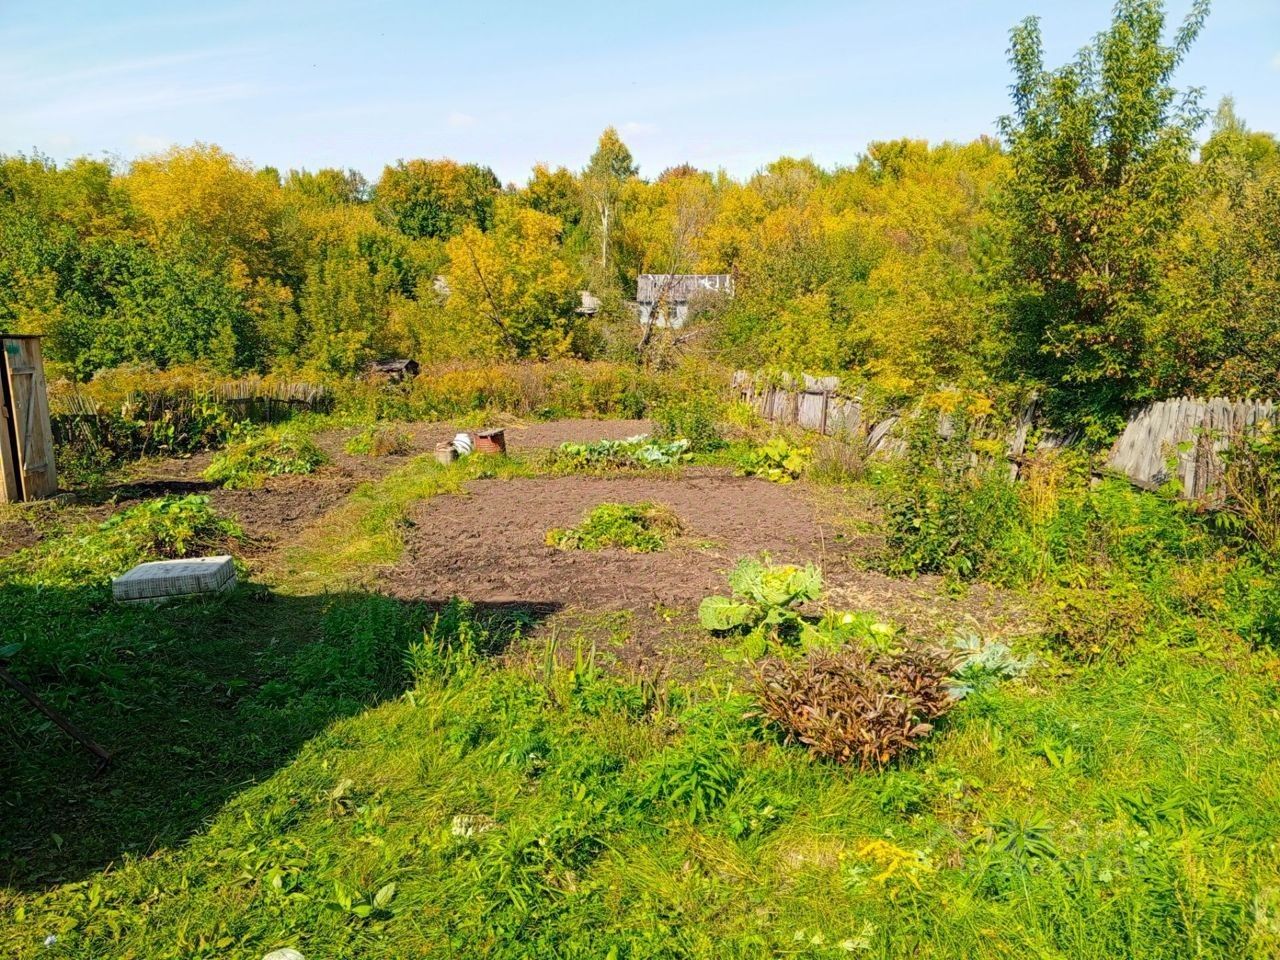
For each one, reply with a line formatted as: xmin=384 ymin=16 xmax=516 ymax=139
xmin=1 ymin=0 xmax=1276 ymax=437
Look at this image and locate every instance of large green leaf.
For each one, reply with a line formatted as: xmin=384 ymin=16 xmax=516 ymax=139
xmin=698 ymin=596 xmax=759 ymax=632
xmin=726 ymin=557 xmax=766 ymax=599
xmin=754 ymin=564 xmax=823 ymax=608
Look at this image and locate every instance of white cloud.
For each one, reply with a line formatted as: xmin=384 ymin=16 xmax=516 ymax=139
xmin=620 ymin=120 xmax=658 ymax=136
xmin=1271 ymin=51 xmax=1280 ymax=71
xmin=447 ymin=111 xmax=477 ymax=128
xmin=0 ymin=49 xmax=241 ymax=95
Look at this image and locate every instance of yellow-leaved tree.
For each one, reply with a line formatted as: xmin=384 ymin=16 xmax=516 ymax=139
xmin=122 ymin=143 xmax=295 ymax=370
xmin=439 ymin=204 xmax=582 ymax=360
xmin=125 ymin=143 xmax=284 ymax=275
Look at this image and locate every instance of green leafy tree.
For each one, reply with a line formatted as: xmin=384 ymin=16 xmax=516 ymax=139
xmin=996 ymin=0 xmax=1210 ymax=438
xmin=122 ymin=143 xmax=300 ymax=371
xmin=105 ymin=226 xmax=255 ymax=373
xmin=1199 ymin=97 xmax=1280 ymax=176
xmin=0 ymin=155 xmax=138 ymax=374
xmin=373 ymin=159 xmax=500 ymax=240
xmin=521 ymin=163 xmax=583 ymax=229
xmin=582 ymin=127 xmax=637 ymax=277
xmin=290 ymin=206 xmax=426 ymax=374
xmin=1149 ymin=151 xmax=1280 ymax=396
xmin=284 ymin=168 xmax=370 ymax=207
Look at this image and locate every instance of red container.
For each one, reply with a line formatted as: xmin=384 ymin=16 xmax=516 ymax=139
xmin=475 ymin=428 xmax=507 ymax=455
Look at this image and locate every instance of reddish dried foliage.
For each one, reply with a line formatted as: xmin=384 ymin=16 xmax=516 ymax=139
xmin=751 ymin=645 xmax=956 ymax=768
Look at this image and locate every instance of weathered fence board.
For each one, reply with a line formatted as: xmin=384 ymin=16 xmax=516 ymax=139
xmin=1106 ymin=396 xmax=1276 ymax=499
xmin=1 ymin=335 xmax=57 ymax=502
xmin=733 ymin=371 xmax=908 ymax=459
xmin=734 ymin=370 xmax=1277 ymax=501
xmin=734 ymin=372 xmax=865 ymax=436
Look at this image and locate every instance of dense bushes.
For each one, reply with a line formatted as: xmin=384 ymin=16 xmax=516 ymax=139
xmin=1219 ymin=420 xmax=1280 ymax=558
xmin=48 ymin=365 xmax=334 ymax=482
xmin=882 ymin=394 xmax=1030 ymax=581
xmin=877 ymin=397 xmax=1280 ymax=656
xmin=881 ymin=393 xmax=1207 ymax=584
xmin=333 ymin=360 xmax=661 ymax=422
xmin=652 ymin=390 xmax=725 ymax=453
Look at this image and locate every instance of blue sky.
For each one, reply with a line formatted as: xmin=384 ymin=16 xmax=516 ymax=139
xmin=2 ymin=0 xmax=1277 ymax=183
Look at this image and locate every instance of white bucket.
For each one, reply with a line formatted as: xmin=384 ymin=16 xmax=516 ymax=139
xmin=452 ymin=432 xmax=474 ymax=456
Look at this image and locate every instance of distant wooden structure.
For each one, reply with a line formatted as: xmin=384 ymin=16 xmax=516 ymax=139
xmin=0 ymin=334 xmax=57 ymax=502
xmin=368 ymin=359 xmax=420 ymax=383
xmin=635 ymin=274 xmax=733 ymax=329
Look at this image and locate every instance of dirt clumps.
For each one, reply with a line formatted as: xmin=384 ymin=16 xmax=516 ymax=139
xmin=68 ymin=418 xmax=656 ymax=554
xmin=383 ymin=470 xmax=838 ymax=610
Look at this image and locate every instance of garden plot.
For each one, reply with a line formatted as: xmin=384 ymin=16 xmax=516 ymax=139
xmin=2 ymin=418 xmax=653 ymax=558
xmin=384 ymin=469 xmax=835 ymax=610
xmin=380 ymin=468 xmax=1024 ymax=670
xmin=178 ymin=418 xmax=651 ymax=550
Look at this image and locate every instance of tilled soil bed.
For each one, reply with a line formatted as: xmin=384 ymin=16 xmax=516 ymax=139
xmin=58 ymin=419 xmax=653 ymax=556
xmin=381 ymin=469 xmax=1031 ymax=674
xmin=384 ymin=469 xmax=840 ymax=610
xmin=206 ymin=418 xmax=651 ymax=550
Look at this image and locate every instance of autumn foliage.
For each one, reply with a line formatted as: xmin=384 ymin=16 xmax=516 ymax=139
xmin=751 ymin=644 xmax=956 ymax=768
xmin=1 ymin=1 xmax=1277 ymax=426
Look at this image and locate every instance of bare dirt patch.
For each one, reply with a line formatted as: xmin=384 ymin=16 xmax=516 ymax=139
xmin=0 ymin=519 xmax=40 ymax=559
xmin=385 ymin=470 xmax=836 ymax=609
xmin=381 ymin=470 xmax=1031 ymax=675
xmin=207 ymin=418 xmax=651 ymax=551
xmin=383 ymin=468 xmax=834 ymax=673
xmin=44 ymin=419 xmax=654 ymax=555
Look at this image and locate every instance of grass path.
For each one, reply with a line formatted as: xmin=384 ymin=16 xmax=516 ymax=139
xmin=273 ymin=453 xmax=534 ymax=591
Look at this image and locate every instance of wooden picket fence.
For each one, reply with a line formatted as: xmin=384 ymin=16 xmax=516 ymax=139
xmin=732 ymin=371 xmax=1277 ymax=501
xmin=51 ymin=379 xmax=332 ymax=421
xmin=49 ymin=379 xmax=334 ymax=458
xmin=1105 ymin=396 xmax=1275 ymax=499
xmin=731 ymin=371 xmax=904 ymax=456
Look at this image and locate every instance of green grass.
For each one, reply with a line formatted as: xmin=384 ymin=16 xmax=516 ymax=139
xmin=3 ymin=437 xmax=1280 ymax=958
xmin=546 ymin=502 xmax=682 ymax=553
xmin=204 ymin=428 xmax=329 ymax=489
xmin=0 ymin=454 xmax=528 ymax=896
xmin=0 ymin=495 xmax=240 ymax=589
xmin=3 ymin=605 xmax=1276 ymax=958
xmin=343 ymin=424 xmax=413 ymax=457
